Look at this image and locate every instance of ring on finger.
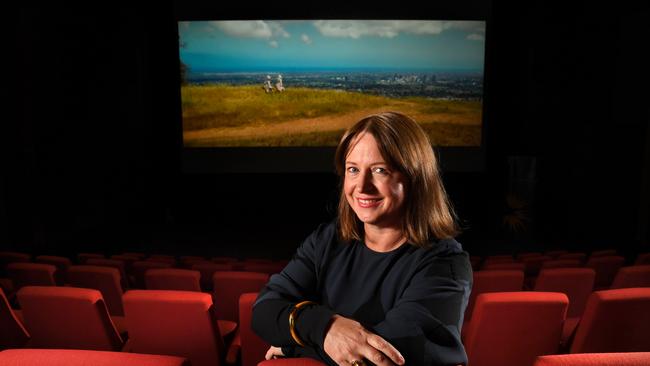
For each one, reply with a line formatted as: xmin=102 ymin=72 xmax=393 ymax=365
xmin=350 ymin=360 xmax=365 ymax=366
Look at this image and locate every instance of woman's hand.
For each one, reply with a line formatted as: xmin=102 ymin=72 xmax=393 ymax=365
xmin=265 ymin=346 xmax=285 ymax=360
xmin=324 ymin=315 xmax=405 ymax=366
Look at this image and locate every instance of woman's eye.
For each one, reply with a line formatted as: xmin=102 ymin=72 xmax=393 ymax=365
xmin=347 ymin=167 xmax=359 ymax=174
xmin=373 ymin=167 xmax=388 ymax=175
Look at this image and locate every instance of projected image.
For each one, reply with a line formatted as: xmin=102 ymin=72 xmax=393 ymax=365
xmin=178 ymin=20 xmax=485 ymax=147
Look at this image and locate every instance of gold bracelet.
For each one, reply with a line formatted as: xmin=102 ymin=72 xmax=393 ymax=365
xmin=288 ymin=300 xmax=316 ymax=346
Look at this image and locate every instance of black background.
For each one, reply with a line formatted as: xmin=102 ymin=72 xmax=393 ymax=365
xmin=1 ymin=1 xmax=649 ymax=261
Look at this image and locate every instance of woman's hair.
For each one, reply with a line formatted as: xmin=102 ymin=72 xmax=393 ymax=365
xmin=334 ymin=111 xmax=459 ymax=246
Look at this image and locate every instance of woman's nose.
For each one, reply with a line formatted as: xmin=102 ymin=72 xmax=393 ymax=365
xmin=359 ymin=170 xmax=376 ymax=192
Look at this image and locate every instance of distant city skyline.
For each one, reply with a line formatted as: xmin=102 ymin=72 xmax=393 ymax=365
xmin=178 ymin=20 xmax=486 ymax=73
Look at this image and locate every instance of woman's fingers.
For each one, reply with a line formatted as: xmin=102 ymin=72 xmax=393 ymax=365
xmin=366 ymin=334 xmax=405 ymax=365
xmin=264 ymin=346 xmax=284 ymax=360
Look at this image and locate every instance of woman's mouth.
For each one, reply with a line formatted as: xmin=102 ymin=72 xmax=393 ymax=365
xmin=357 ymin=198 xmax=382 ymax=208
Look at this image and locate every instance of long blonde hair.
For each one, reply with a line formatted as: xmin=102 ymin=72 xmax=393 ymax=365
xmin=334 ymin=112 xmax=459 ymax=247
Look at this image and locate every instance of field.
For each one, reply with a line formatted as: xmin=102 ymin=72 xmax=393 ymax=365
xmin=181 ymin=84 xmax=482 ymax=147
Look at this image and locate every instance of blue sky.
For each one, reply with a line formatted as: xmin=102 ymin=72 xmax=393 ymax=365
xmin=178 ymin=20 xmax=486 ymax=72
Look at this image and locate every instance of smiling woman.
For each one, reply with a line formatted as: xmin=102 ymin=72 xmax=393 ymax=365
xmin=252 ymin=112 xmax=472 ymax=366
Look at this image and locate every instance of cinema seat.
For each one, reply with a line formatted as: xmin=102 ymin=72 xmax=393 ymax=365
xmin=463 ymin=270 xmax=524 ymax=330
xmin=34 ymin=256 xmax=72 ymax=286
xmin=212 ymin=271 xmax=269 ymax=323
xmin=145 ymin=268 xmax=202 ymax=292
xmin=226 ymin=292 xmax=269 ymax=366
xmin=610 ymin=265 xmax=650 ymax=289
xmin=7 ymin=263 xmax=57 ymax=291
xmin=0 ymin=252 xmax=31 ymax=277
xmin=17 ymin=286 xmax=123 ymax=351
xmin=76 ymin=253 xmax=104 ymax=264
xmin=123 ymin=290 xmax=227 ymax=366
xmin=192 ymin=263 xmax=234 ymax=291
xmin=67 ymin=265 xmax=124 ymax=316
xmin=258 ymin=358 xmax=328 ymax=366
xmin=0 ymin=349 xmax=190 ymax=366
xmin=0 ymin=288 xmax=30 ymax=350
xmin=570 ymin=288 xmax=650 ymax=353
xmin=533 ymin=352 xmax=650 ymax=366
xmin=86 ymin=259 xmax=128 ymax=289
xmin=464 ymin=292 xmax=568 ymax=366
xmin=634 ymin=253 xmax=650 ymax=265
xmin=585 ymin=255 xmax=625 ymax=289
xmin=534 ymin=268 xmax=595 ymax=344
xmin=540 ymin=259 xmax=582 ymax=270
xmin=131 ymin=261 xmax=173 ymax=289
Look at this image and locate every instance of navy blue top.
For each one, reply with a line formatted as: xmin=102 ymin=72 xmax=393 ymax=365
xmin=252 ymin=221 xmax=472 ymax=365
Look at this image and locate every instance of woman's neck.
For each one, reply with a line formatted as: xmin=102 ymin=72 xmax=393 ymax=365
xmin=363 ymin=225 xmax=407 ymax=253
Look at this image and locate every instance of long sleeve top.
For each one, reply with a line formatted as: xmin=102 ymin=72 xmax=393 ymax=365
xmin=252 ymin=220 xmax=472 ymax=365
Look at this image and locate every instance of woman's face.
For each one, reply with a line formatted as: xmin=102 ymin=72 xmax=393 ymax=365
xmin=344 ymin=132 xmax=406 ymax=230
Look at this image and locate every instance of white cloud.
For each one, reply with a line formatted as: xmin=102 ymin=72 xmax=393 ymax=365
xmin=213 ymin=21 xmax=273 ymax=38
xmin=312 ymin=20 xmax=485 ymax=39
xmin=269 ymin=40 xmax=279 ymax=48
xmin=467 ymin=33 xmax=485 ymax=41
xmin=270 ymin=22 xmax=290 ymax=38
xmin=301 ymin=34 xmax=312 ymax=45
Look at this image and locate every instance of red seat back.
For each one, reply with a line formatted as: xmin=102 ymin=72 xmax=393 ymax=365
xmin=239 ymin=293 xmax=269 ymax=366
xmin=192 ymin=263 xmax=234 ymax=291
xmin=145 ymin=268 xmax=201 ymax=292
xmin=212 ymin=271 xmax=269 ymax=322
xmin=465 ymin=270 xmax=524 ymax=322
xmin=570 ymin=288 xmax=650 ymax=353
xmin=35 ymin=255 xmax=72 ymax=285
xmin=7 ymin=263 xmax=56 ymax=291
xmin=610 ymin=265 xmax=650 ymax=289
xmin=534 ymin=268 xmax=595 ymax=318
xmin=67 ymin=265 xmax=124 ymax=316
xmin=534 ymin=352 xmax=650 ymax=366
xmin=123 ymin=290 xmax=224 ymax=366
xmin=585 ymin=256 xmax=625 ymax=289
xmin=0 ymin=349 xmax=190 ymax=366
xmin=17 ymin=286 xmax=123 ymax=351
xmin=0 ymin=287 xmax=30 ymax=350
xmin=464 ymin=292 xmax=568 ymax=366
xmin=131 ymin=261 xmax=173 ymax=289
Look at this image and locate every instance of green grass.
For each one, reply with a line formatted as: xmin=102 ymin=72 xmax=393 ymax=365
xmin=182 ymin=84 xmax=394 ymax=131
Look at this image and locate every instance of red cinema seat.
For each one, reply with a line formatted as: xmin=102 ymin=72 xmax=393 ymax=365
xmin=77 ymin=253 xmax=104 ymax=264
xmin=123 ymin=290 xmax=227 ymax=366
xmin=86 ymin=258 xmax=128 ymax=289
xmin=610 ymin=265 xmax=650 ymax=289
xmin=540 ymin=259 xmax=582 ymax=270
xmin=258 ymin=358 xmax=328 ymax=366
xmin=131 ymin=261 xmax=173 ymax=289
xmin=570 ymin=288 xmax=650 ymax=353
xmin=192 ymin=263 xmax=234 ymax=291
xmin=0 ymin=349 xmax=190 ymax=366
xmin=17 ymin=286 xmax=123 ymax=351
xmin=146 ymin=268 xmax=202 ymax=292
xmin=35 ymin=256 xmax=72 ymax=286
xmin=534 ymin=268 xmax=595 ymax=344
xmin=67 ymin=265 xmax=124 ymax=316
xmin=464 ymin=292 xmax=569 ymax=366
xmin=231 ymin=293 xmax=270 ymax=366
xmin=481 ymin=262 xmax=525 ymax=271
xmin=557 ymin=253 xmax=587 ymax=264
xmin=533 ymin=352 xmax=650 ymax=366
xmin=464 ymin=270 xmax=524 ymax=327
xmin=0 ymin=287 xmax=30 ymax=350
xmin=634 ymin=252 xmax=650 ymax=265
xmin=7 ymin=263 xmax=56 ymax=291
xmin=590 ymin=249 xmax=617 ymax=257
xmin=0 ymin=252 xmax=31 ymax=277
xmin=585 ymin=255 xmax=625 ymax=289
xmin=212 ymin=271 xmax=269 ymax=323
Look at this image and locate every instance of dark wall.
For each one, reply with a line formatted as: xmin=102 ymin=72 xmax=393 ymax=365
xmin=1 ymin=2 xmax=648 ymax=260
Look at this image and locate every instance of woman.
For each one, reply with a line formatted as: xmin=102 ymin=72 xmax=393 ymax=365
xmin=252 ymin=112 xmax=472 ymax=366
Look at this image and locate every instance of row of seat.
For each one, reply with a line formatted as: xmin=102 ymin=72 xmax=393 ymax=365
xmin=464 ymin=266 xmax=650 ymax=346
xmin=4 ymin=286 xmax=650 ymax=366
xmin=3 ymin=349 xmax=647 ymax=366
